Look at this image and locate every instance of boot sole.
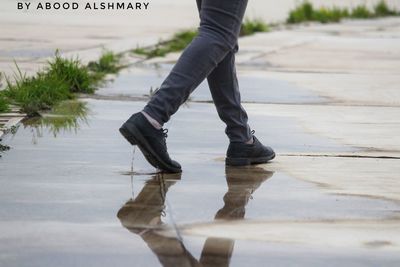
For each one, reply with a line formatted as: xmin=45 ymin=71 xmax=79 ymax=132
xmin=119 ymin=124 xmax=182 ymax=173
xmin=225 ymin=152 xmax=276 ymax=166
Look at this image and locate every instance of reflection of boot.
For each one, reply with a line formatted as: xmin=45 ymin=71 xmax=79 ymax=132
xmin=117 ymin=173 xmax=199 ymax=267
xmin=200 ymin=167 xmax=274 ymax=267
xmin=139 ymin=231 xmax=200 ymax=267
xmin=199 ymin=238 xmax=234 ymax=267
xmin=118 ymin=168 xmax=274 ymax=267
xmin=117 ymin=173 xmax=180 ymax=231
xmin=215 ymin=166 xmax=274 ymax=220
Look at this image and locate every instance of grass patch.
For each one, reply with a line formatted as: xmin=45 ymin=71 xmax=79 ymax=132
xmin=4 ymin=64 xmax=74 ymax=116
xmin=0 ymin=92 xmax=9 ymax=113
xmin=88 ymin=50 xmax=124 ymax=82
xmin=133 ymin=18 xmax=271 ymax=59
xmin=240 ymin=18 xmax=270 ymax=36
xmin=47 ymin=52 xmax=95 ymax=94
xmin=287 ymin=1 xmax=399 ymax=24
xmin=287 ymin=1 xmax=315 ymax=24
xmin=2 ymin=50 xmax=125 ymax=116
xmin=133 ymin=29 xmax=198 ymax=59
xmin=313 ymin=7 xmax=349 ymax=23
xmin=374 ymin=0 xmax=398 ymax=16
xmin=350 ymin=5 xmax=373 ymax=19
xmin=0 ymin=74 xmax=10 ymax=113
xmin=165 ymin=30 xmax=199 ymax=53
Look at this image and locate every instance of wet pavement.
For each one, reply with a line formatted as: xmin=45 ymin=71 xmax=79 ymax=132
xmin=96 ymin=65 xmax=327 ymax=104
xmin=0 ymin=96 xmax=399 ymax=266
xmin=1 ymin=12 xmax=400 ymax=267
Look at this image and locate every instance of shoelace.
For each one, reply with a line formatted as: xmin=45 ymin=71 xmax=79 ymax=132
xmin=159 ymin=128 xmax=168 ymax=147
xmin=162 ymin=128 xmax=168 ymax=138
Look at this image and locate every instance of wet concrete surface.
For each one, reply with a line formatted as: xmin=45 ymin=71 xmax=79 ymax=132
xmin=97 ymin=66 xmax=327 ymax=104
xmin=2 ymin=14 xmax=400 ymax=267
xmin=1 ymin=99 xmax=400 ymax=266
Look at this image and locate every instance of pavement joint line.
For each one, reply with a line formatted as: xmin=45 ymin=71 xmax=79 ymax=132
xmin=192 ymin=100 xmax=400 ymax=108
xmin=235 ymin=67 xmax=392 ymax=75
xmin=80 ymin=95 xmax=400 ymax=108
xmin=279 ymin=154 xmax=400 ymax=160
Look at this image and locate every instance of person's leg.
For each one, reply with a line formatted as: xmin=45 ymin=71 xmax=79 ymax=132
xmin=195 ymin=0 xmax=251 ymax=143
xmin=120 ymin=0 xmax=275 ymax=172
xmin=142 ymin=0 xmax=249 ymax=125
xmin=207 ymin=49 xmax=252 ymax=142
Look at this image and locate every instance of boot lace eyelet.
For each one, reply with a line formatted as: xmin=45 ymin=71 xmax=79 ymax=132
xmin=162 ymin=128 xmax=168 ymax=138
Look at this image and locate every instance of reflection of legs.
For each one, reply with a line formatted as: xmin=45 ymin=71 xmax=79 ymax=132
xmin=140 ymin=232 xmax=200 ymax=267
xmin=200 ymin=238 xmax=234 ymax=267
xmin=199 ymin=167 xmax=274 ymax=266
xmin=216 ymin=167 xmax=273 ymax=219
xmin=117 ymin=174 xmax=199 ymax=267
xmin=143 ymin=0 xmax=249 ymax=127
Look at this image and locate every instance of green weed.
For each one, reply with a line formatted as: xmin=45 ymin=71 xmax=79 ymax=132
xmin=133 ymin=19 xmax=271 ymax=59
xmin=47 ymin=52 xmax=94 ymax=94
xmin=2 ymin=49 xmax=127 ymax=116
xmin=88 ymin=50 xmax=124 ymax=82
xmin=0 ymin=92 xmax=9 ymax=113
xmin=287 ymin=1 xmax=314 ymax=23
xmin=133 ymin=29 xmax=198 ymax=58
xmin=132 ymin=47 xmax=148 ymax=56
xmin=313 ymin=7 xmax=349 ymax=23
xmin=0 ymin=74 xmax=10 ymax=113
xmin=240 ymin=18 xmax=270 ymax=36
xmin=167 ymin=30 xmax=199 ymax=52
xmin=287 ymin=1 xmax=399 ymax=24
xmin=351 ymin=5 xmax=373 ymax=18
xmin=4 ymin=64 xmax=73 ymax=116
xmin=374 ymin=0 xmax=397 ymax=16
xmin=287 ymin=2 xmax=349 ymax=23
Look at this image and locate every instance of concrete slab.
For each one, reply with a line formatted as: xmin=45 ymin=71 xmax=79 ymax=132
xmin=249 ymin=71 xmax=400 ymax=107
xmin=1 ymin=4 xmax=400 ymax=267
xmin=0 ymin=98 xmax=399 ymax=266
xmin=269 ymin=155 xmax=400 ymax=202
xmin=161 ymin=220 xmax=400 ymax=250
xmin=245 ymin=103 xmax=400 ymax=155
xmin=97 ymin=65 xmax=328 ymax=104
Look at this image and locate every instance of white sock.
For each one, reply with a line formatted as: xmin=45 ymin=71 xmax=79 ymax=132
xmin=246 ymin=136 xmax=254 ymax=144
xmin=141 ymin=111 xmax=162 ymax=130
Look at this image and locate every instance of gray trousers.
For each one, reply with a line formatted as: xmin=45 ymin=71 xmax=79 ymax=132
xmin=143 ymin=0 xmax=251 ymax=142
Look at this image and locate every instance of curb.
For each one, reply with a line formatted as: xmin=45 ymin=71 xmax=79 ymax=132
xmin=0 ymin=108 xmax=26 ymax=138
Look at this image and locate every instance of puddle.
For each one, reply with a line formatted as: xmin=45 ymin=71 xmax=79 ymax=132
xmin=0 ymin=99 xmax=399 ymax=266
xmin=22 ymin=100 xmax=90 ymax=139
xmin=119 ymin=166 xmax=399 ymax=266
xmin=1 ymin=100 xmax=89 ymax=156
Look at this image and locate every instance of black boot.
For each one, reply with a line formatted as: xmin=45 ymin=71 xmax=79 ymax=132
xmin=226 ymin=136 xmax=275 ymax=166
xmin=119 ymin=112 xmax=182 ymax=173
